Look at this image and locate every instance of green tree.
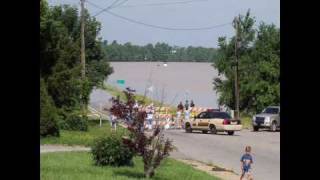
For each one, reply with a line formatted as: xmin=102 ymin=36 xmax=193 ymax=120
xmin=212 ymin=10 xmax=280 ymax=114
xmin=40 ymin=0 xmax=113 ymax=130
xmin=213 ymin=10 xmax=255 ymax=110
xmin=243 ymin=23 xmax=280 ymax=112
xmin=102 ymin=41 xmax=217 ymax=62
xmin=40 ymin=78 xmax=60 ymax=137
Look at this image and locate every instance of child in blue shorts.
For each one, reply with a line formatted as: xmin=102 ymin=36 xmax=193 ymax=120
xmin=240 ymin=146 xmax=253 ymax=180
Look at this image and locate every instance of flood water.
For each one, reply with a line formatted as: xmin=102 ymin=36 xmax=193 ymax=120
xmin=104 ymin=62 xmax=221 ymax=108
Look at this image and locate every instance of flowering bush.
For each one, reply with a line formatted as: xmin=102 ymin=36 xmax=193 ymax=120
xmin=110 ymin=88 xmax=173 ymax=178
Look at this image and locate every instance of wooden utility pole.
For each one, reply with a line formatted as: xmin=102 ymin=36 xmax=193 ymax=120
xmin=80 ymin=0 xmax=86 ymax=114
xmin=80 ymin=0 xmax=86 ymax=79
xmin=234 ymin=16 xmax=240 ymax=120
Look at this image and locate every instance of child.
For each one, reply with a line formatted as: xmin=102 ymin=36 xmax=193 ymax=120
xmin=146 ymin=103 xmax=154 ymax=130
xmin=240 ymin=146 xmax=253 ymax=180
xmin=110 ymin=114 xmax=117 ymax=131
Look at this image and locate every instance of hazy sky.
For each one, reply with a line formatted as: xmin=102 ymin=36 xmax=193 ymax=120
xmin=47 ymin=0 xmax=279 ymax=48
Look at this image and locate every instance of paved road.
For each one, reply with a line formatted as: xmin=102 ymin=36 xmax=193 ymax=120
xmin=164 ymin=129 xmax=280 ymax=180
xmin=88 ymin=88 xmax=280 ymax=179
xmin=89 ymin=88 xmax=113 ymax=110
xmin=41 ymin=145 xmax=90 ymax=153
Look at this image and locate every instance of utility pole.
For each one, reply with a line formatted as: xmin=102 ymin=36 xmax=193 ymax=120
xmin=80 ymin=0 xmax=86 ymax=114
xmin=234 ymin=16 xmax=240 ymax=120
xmin=80 ymin=0 xmax=86 ymax=79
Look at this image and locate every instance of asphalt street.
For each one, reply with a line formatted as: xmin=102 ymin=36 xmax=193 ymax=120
xmin=164 ymin=129 xmax=280 ymax=180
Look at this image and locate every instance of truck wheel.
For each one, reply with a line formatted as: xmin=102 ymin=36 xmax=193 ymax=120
xmin=210 ymin=125 xmax=217 ymax=134
xmin=202 ymin=130 xmax=208 ymax=134
xmin=227 ymin=131 xmax=234 ymax=135
xmin=253 ymin=126 xmax=259 ymax=132
xmin=185 ymin=123 xmax=192 ymax=133
xmin=271 ymin=121 xmax=277 ymax=132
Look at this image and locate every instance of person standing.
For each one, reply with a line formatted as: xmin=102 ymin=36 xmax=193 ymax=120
xmin=184 ymin=100 xmax=189 ymax=110
xmin=176 ymin=102 xmax=184 ymax=129
xmin=133 ymin=100 xmax=139 ymax=109
xmin=184 ymin=106 xmax=190 ymax=129
xmin=110 ymin=113 xmax=117 ymax=131
xmin=240 ymin=146 xmax=254 ymax=180
xmin=190 ymin=100 xmax=195 ymax=108
xmin=177 ymin=102 xmax=184 ymax=111
xmin=146 ymin=103 xmax=154 ymax=130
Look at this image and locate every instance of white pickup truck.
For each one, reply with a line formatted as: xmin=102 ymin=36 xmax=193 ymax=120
xmin=252 ymin=106 xmax=280 ymax=132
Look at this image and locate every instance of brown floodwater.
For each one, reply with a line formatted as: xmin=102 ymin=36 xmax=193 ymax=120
xmin=105 ymin=62 xmax=221 ymax=108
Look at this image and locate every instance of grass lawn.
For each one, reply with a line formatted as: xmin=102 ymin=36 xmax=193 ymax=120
xmin=241 ymin=116 xmax=252 ymax=129
xmin=40 ymin=120 xmax=128 ymax=147
xmin=41 ymin=152 xmax=220 ymax=180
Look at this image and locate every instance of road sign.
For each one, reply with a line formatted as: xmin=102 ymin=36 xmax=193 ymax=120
xmin=116 ymin=80 xmax=125 ymax=85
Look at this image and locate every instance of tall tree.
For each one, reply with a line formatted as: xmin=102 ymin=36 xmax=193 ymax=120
xmin=212 ymin=10 xmax=280 ymax=114
xmin=40 ymin=0 xmax=113 ymax=119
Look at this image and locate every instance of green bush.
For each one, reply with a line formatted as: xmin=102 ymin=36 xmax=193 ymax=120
xmin=59 ymin=111 xmax=88 ymax=131
xmin=40 ymin=78 xmax=60 ymax=137
xmin=91 ymin=134 xmax=134 ymax=167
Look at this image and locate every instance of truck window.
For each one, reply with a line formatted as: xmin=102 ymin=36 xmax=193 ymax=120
xmin=263 ymin=108 xmax=279 ymax=114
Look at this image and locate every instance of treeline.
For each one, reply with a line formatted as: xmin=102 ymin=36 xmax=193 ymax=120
xmin=213 ymin=10 xmax=280 ymax=114
xmin=102 ymin=41 xmax=218 ymax=62
xmin=40 ymin=0 xmax=113 ymax=136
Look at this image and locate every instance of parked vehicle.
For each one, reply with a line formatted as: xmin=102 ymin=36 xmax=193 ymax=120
xmin=252 ymin=106 xmax=280 ymax=132
xmin=184 ymin=110 xmax=242 ymax=135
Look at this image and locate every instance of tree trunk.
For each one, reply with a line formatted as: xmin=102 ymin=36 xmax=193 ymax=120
xmin=144 ymin=166 xmax=155 ymax=178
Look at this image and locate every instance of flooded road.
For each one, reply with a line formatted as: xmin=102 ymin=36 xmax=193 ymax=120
xmin=105 ymin=62 xmax=220 ymax=108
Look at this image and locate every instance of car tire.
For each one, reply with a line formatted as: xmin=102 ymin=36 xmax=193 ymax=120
xmin=253 ymin=126 xmax=259 ymax=131
xmin=271 ymin=121 xmax=277 ymax=132
xmin=185 ymin=124 xmax=192 ymax=133
xmin=202 ymin=130 xmax=208 ymax=134
xmin=210 ymin=125 xmax=217 ymax=134
xmin=227 ymin=131 xmax=234 ymax=135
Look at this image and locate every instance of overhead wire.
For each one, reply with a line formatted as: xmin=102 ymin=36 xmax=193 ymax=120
xmin=92 ymin=0 xmax=122 ymax=17
xmin=112 ymin=0 xmax=209 ymax=8
xmin=111 ymin=0 xmax=129 ymax=9
xmin=87 ymin=0 xmax=231 ymax=31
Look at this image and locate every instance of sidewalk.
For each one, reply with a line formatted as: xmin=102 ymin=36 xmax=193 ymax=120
xmin=40 ymin=145 xmax=90 ymax=153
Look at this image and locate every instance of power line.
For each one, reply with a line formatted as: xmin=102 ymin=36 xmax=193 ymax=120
xmin=100 ymin=10 xmax=231 ymax=31
xmin=112 ymin=0 xmax=209 ymax=8
xmin=87 ymin=1 xmax=231 ymax=31
xmin=111 ymin=0 xmax=129 ymax=9
xmin=93 ymin=0 xmax=122 ymax=17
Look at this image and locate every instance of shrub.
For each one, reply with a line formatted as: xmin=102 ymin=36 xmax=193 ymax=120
xmin=91 ymin=134 xmax=134 ymax=167
xmin=59 ymin=111 xmax=88 ymax=131
xmin=111 ymin=88 xmax=173 ymax=178
xmin=40 ymin=78 xmax=60 ymax=137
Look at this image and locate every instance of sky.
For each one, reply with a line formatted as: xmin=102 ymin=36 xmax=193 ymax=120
xmin=47 ymin=0 xmax=280 ymax=48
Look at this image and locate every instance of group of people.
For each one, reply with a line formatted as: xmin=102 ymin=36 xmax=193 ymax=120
xmin=109 ymin=99 xmax=156 ymax=131
xmin=175 ymin=100 xmax=196 ymax=128
xmin=145 ymin=103 xmax=155 ymax=130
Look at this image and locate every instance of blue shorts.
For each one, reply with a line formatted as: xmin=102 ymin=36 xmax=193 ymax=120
xmin=147 ymin=119 xmax=152 ymax=125
xmin=242 ymin=167 xmax=251 ymax=173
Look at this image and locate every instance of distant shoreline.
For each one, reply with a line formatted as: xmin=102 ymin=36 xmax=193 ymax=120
xmin=109 ymin=61 xmax=212 ymax=63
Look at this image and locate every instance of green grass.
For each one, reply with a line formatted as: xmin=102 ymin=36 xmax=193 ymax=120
xmin=240 ymin=112 xmax=253 ymax=129
xmin=40 ymin=120 xmax=128 ymax=147
xmin=41 ymin=152 xmax=220 ymax=180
